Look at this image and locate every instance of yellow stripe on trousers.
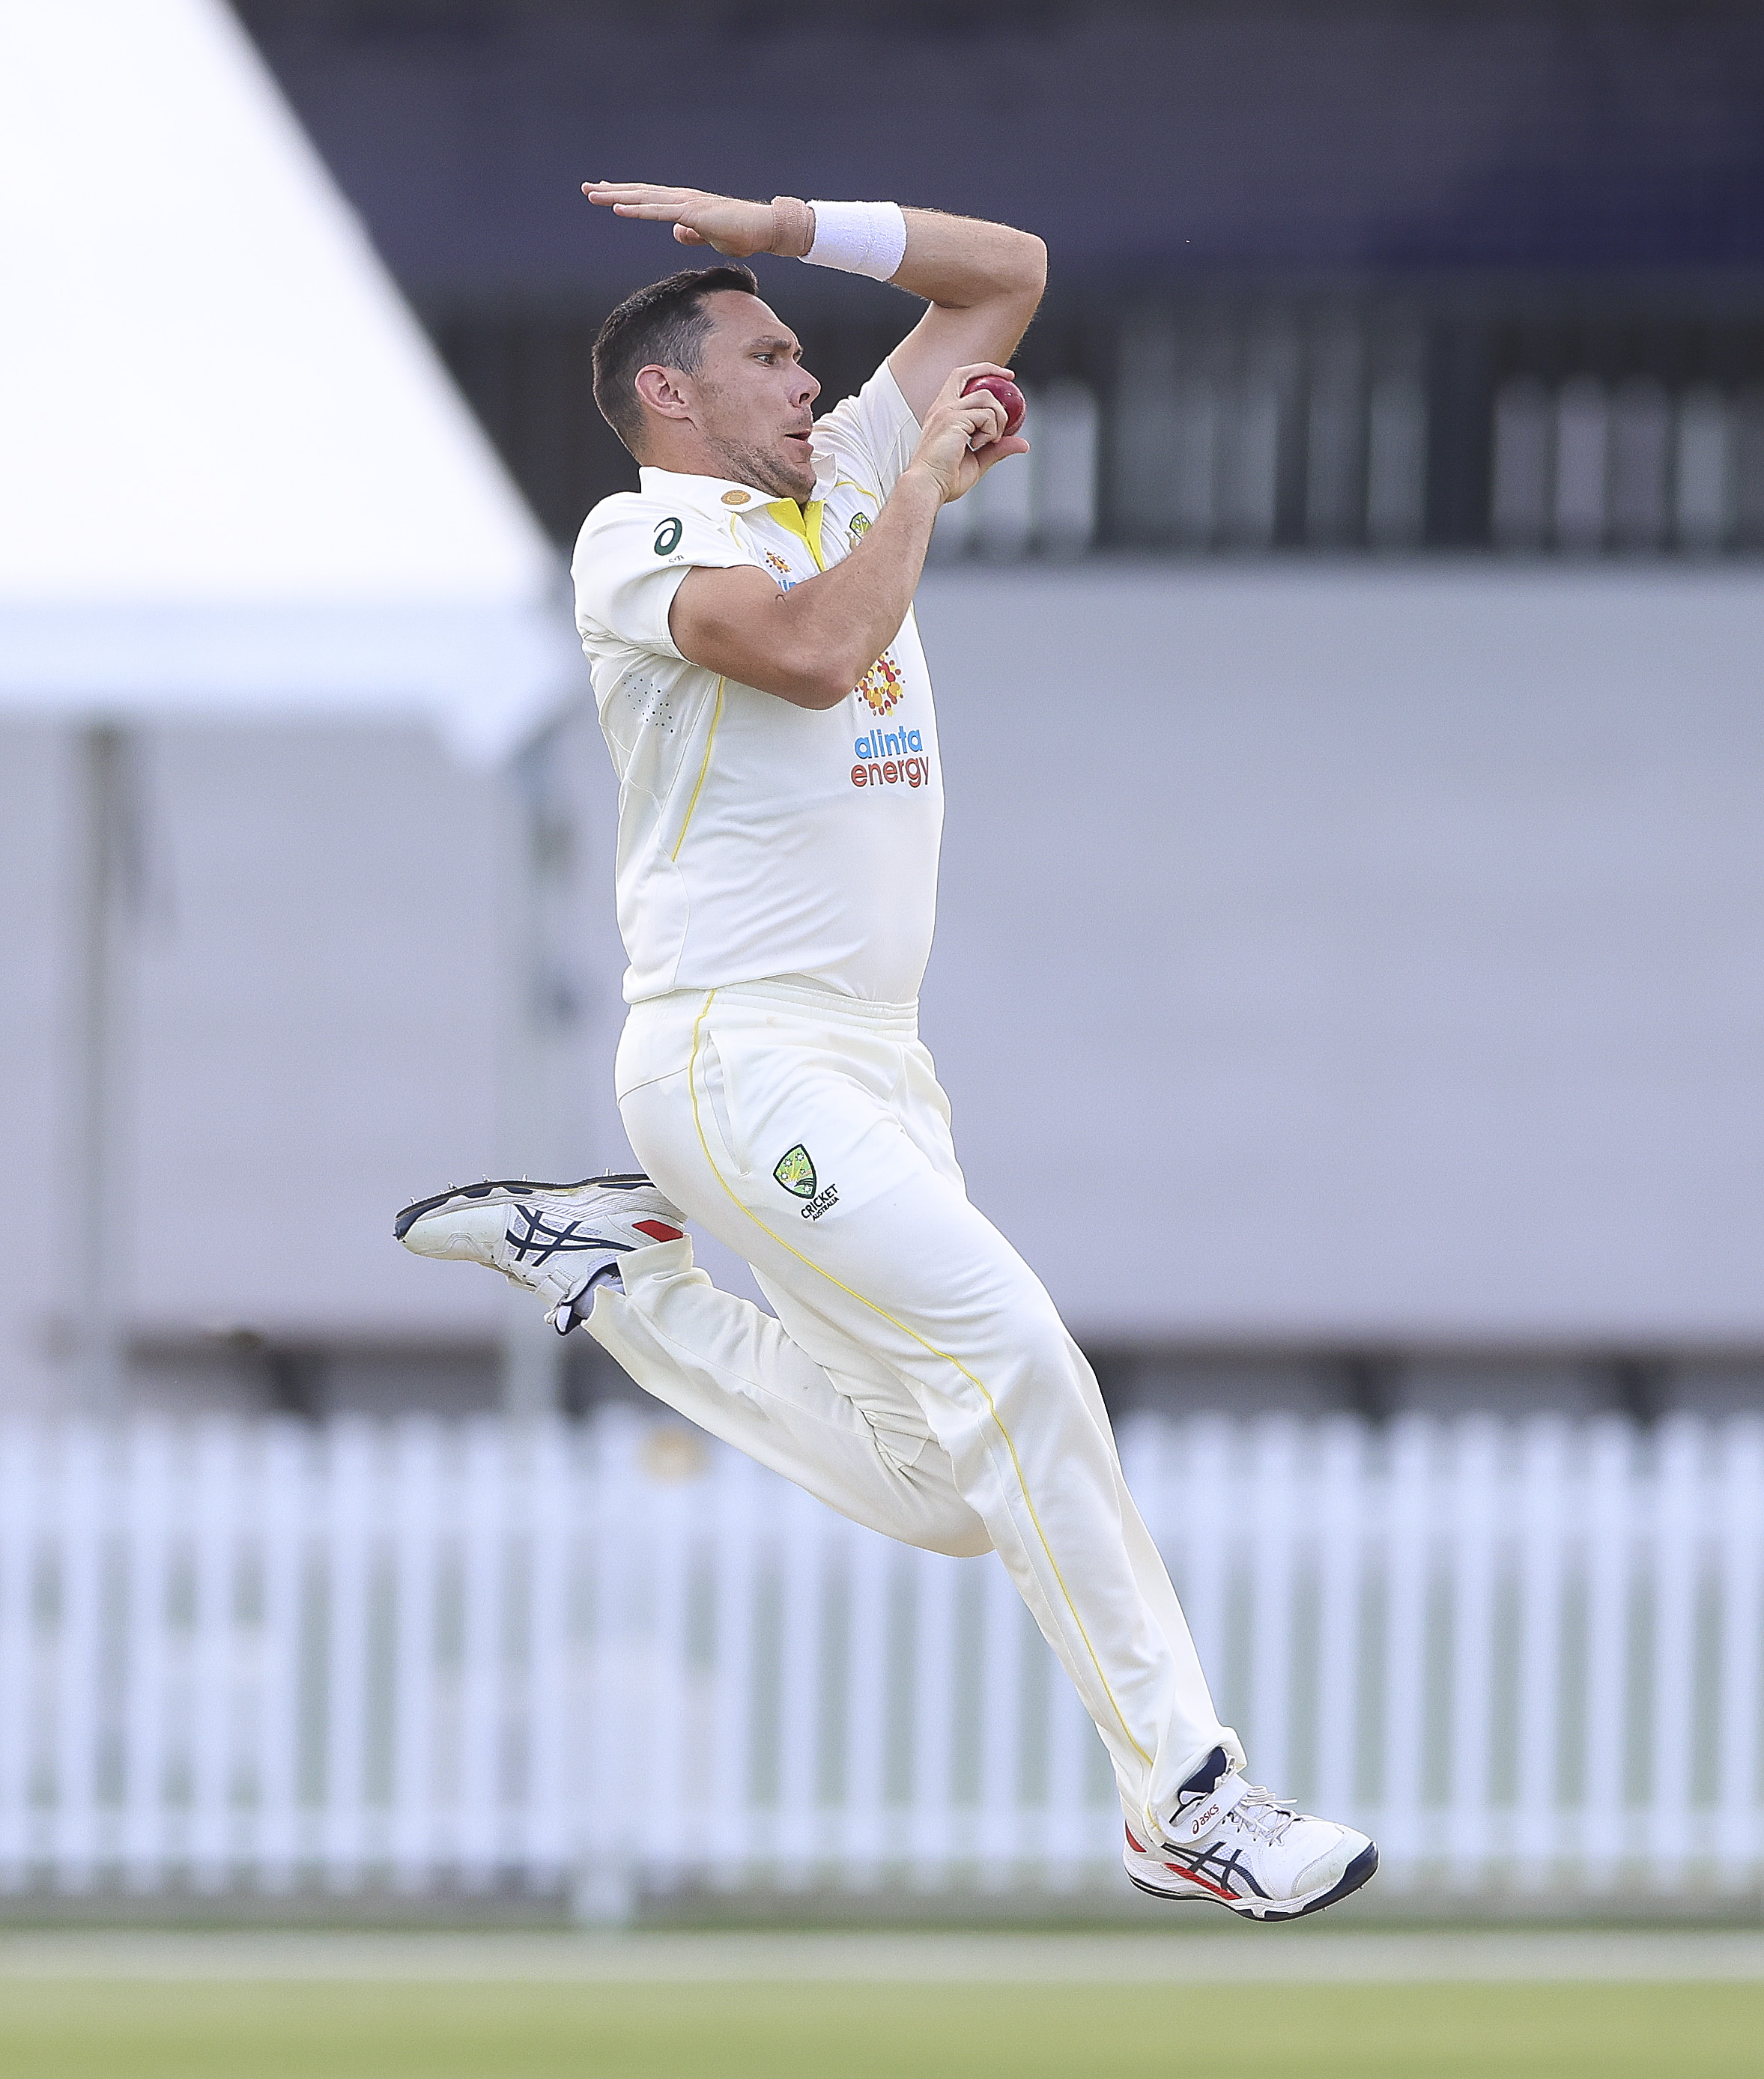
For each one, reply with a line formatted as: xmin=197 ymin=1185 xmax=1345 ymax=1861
xmin=686 ymin=990 xmax=1154 ymax=1772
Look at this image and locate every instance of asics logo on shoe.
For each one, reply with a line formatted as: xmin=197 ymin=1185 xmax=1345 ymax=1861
xmin=1125 ymin=1827 xmax=1265 ymax=1904
xmin=1160 ymin=1839 xmax=1267 ymax=1904
xmin=1178 ymin=1800 xmax=1221 ymax=1840
xmin=503 ymin=1204 xmax=679 ymax=1266
xmin=1163 ymin=1747 xmax=1249 ymax=1845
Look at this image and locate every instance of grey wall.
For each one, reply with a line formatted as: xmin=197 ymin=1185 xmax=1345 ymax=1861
xmin=2 ymin=562 xmax=1760 ymax=1409
xmin=0 ymin=729 xmax=72 ymax=1406
xmin=0 ymin=721 xmax=624 ymax=1413
xmin=918 ymin=562 xmax=1764 ymax=1349
xmin=124 ymin=726 xmax=512 ymax=1344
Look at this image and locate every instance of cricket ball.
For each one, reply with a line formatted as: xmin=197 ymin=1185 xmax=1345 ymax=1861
xmin=962 ymin=374 xmax=1027 ymax=440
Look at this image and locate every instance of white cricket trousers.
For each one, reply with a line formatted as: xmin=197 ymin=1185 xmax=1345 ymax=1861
xmin=586 ymin=979 xmax=1242 ymax=1841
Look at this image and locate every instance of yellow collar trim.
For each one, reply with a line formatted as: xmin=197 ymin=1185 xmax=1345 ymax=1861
xmin=763 ymin=498 xmax=828 ymax=571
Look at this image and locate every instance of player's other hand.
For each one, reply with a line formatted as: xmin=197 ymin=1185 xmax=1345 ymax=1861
xmin=906 ymin=363 xmax=1031 ymax=503
xmin=582 ymin=181 xmax=780 ymax=257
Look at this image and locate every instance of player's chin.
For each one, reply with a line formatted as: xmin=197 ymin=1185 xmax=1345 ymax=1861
xmin=779 ymin=437 xmax=816 ymax=497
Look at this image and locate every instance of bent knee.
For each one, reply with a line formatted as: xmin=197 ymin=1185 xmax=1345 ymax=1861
xmin=979 ymin=1308 xmax=1097 ymax=1412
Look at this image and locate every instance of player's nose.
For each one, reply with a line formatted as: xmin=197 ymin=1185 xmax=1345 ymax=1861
xmin=795 ymin=366 xmax=821 ymax=407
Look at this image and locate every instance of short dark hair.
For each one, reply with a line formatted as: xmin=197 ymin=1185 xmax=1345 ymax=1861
xmin=592 ymin=264 xmax=760 ymax=455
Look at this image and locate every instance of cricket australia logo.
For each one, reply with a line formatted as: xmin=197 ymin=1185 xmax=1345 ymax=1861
xmin=773 ymin=1145 xmax=816 ymax=1198
xmin=774 ymin=1144 xmax=839 ymax=1221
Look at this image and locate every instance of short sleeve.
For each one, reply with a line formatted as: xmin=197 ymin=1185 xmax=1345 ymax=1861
xmin=572 ymin=497 xmax=750 ymax=661
xmin=811 ymin=360 xmax=920 ymax=503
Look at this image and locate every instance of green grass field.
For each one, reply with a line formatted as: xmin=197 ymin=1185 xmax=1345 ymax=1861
xmin=0 ymin=1979 xmax=1756 ymax=2079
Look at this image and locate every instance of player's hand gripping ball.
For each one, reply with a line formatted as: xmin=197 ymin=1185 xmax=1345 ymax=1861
xmin=962 ymin=374 xmax=1027 ymax=443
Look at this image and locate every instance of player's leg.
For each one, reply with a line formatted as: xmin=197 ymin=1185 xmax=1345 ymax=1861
xmin=585 ymin=1230 xmax=988 ymax=1558
xmin=392 ymin=1149 xmax=985 ymax=1557
xmin=584 ymin=1222 xmax=1198 ymax=1685
xmin=609 ymin=988 xmax=1375 ymax=1918
xmin=609 ymin=989 xmax=1234 ymax=1845
xmin=891 ymin=1030 xmax=1238 ymax=1760
xmin=401 ymin=985 xmax=1374 ymax=1916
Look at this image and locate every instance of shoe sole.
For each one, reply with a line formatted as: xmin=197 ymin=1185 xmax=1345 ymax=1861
xmin=1128 ymin=1839 xmax=1380 ymax=1923
xmin=392 ymin=1173 xmax=655 ymax=1243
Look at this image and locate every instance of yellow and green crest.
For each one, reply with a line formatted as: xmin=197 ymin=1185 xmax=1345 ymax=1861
xmin=773 ymin=1145 xmax=816 ymax=1199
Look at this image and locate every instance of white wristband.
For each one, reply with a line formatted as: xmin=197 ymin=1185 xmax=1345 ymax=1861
xmin=803 ymin=200 xmax=908 ymax=282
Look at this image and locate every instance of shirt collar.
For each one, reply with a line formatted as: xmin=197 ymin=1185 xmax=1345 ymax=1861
xmin=638 ymin=447 xmax=837 ymax=516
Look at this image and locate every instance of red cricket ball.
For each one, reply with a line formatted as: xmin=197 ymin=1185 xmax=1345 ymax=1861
xmin=962 ymin=374 xmax=1027 ymax=440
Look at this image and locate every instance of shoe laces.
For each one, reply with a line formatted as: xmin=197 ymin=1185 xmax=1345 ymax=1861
xmin=1225 ymin=1783 xmax=1297 ymax=1844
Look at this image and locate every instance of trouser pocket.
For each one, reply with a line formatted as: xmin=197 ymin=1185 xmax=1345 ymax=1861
xmin=692 ymin=1025 xmax=751 ymax=1177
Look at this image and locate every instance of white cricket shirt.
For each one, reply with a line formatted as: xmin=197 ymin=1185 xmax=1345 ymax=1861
xmin=572 ymin=362 xmax=943 ymax=1005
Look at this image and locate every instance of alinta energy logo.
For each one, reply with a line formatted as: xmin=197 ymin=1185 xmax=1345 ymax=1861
xmin=855 ymin=650 xmax=903 ymax=715
xmin=850 ymin=723 xmax=931 ymax=792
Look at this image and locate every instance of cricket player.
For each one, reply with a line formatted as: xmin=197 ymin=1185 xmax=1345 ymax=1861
xmin=396 ymin=184 xmax=1377 ymax=1919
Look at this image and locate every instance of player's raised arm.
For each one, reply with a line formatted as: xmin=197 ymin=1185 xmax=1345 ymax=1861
xmin=876 ymin=210 xmax=1047 ymax=420
xmin=669 ymin=362 xmax=1025 ymax=708
xmin=583 ymin=183 xmax=1047 ymax=417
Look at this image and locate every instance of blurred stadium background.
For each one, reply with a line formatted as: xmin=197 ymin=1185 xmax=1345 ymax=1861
xmin=2 ymin=0 xmax=1763 ymax=2003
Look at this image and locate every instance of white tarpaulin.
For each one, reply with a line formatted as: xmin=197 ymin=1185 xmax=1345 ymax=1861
xmin=0 ymin=0 xmax=578 ymax=759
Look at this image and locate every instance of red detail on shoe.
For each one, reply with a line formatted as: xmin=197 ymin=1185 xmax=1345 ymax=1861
xmin=1127 ymin=1821 xmax=1235 ymax=1903
xmin=1157 ymin=1860 xmax=1234 ymax=1902
xmin=634 ymin=1220 xmax=683 ymax=1243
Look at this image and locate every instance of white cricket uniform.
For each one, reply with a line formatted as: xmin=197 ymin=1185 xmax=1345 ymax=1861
xmin=572 ymin=361 xmax=1239 ymax=1842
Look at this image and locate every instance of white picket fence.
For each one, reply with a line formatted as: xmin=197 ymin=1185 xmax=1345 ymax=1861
xmin=0 ymin=1409 xmax=1761 ymax=1913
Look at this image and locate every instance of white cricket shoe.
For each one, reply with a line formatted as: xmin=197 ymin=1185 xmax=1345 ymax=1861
xmin=1124 ymin=1746 xmax=1378 ymax=1922
xmin=394 ymin=1172 xmax=684 ymax=1333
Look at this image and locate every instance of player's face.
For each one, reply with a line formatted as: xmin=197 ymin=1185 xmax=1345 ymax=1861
xmin=686 ymin=293 xmax=822 ymax=500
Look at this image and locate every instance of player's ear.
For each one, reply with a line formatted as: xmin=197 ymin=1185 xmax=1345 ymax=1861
xmin=634 ymin=363 xmax=694 ymax=422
